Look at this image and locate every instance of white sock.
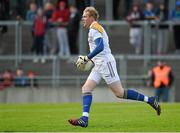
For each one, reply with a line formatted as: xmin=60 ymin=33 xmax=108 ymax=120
xmin=144 ymin=96 xmax=149 ymax=102
xmin=82 ymin=112 xmax=89 ymax=117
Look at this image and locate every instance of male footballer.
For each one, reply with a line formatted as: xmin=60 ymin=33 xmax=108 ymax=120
xmin=68 ymin=7 xmax=161 ymax=128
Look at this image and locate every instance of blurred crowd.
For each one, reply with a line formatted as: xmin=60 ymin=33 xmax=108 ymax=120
xmin=0 ymin=68 xmax=38 ymax=90
xmin=0 ymin=0 xmax=86 ymax=62
xmin=26 ymin=1 xmax=82 ymax=61
xmin=125 ymin=0 xmax=180 ymax=55
xmin=0 ymin=0 xmax=180 ymax=58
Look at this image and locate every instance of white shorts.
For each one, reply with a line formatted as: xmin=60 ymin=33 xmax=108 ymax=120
xmin=87 ymin=59 xmax=120 ymax=85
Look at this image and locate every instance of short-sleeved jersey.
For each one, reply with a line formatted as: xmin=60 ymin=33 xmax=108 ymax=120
xmin=88 ymin=21 xmax=114 ymax=62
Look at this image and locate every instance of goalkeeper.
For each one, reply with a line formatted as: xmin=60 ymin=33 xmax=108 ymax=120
xmin=68 ymin=7 xmax=161 ymax=128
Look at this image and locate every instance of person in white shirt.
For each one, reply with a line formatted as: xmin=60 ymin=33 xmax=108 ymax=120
xmin=68 ymin=7 xmax=161 ymax=128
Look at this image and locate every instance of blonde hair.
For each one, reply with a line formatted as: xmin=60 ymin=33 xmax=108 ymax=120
xmin=84 ymin=7 xmax=99 ymax=20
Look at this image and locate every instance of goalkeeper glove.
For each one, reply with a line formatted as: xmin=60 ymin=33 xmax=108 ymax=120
xmin=76 ymin=55 xmax=94 ymax=71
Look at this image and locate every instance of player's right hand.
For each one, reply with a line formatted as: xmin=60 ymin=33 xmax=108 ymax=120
xmin=76 ymin=55 xmax=94 ymax=72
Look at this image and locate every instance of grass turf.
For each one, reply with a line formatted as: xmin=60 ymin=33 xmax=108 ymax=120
xmin=0 ymin=103 xmax=180 ymax=132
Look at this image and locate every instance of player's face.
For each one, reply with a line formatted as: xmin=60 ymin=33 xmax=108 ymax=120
xmin=82 ymin=11 xmax=93 ymax=28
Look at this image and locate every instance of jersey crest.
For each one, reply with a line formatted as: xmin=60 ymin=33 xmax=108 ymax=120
xmin=90 ymin=22 xmax=104 ymax=34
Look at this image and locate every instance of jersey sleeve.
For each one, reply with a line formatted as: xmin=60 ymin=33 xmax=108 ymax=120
xmin=87 ymin=37 xmax=104 ymax=59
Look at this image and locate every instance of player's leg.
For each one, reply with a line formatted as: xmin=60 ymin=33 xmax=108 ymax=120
xmin=108 ymin=80 xmax=161 ymax=115
xmin=103 ymin=61 xmax=161 ymax=115
xmin=108 ymin=81 xmax=148 ymax=102
xmin=103 ymin=60 xmax=148 ymax=102
xmin=68 ymin=71 xmax=101 ymax=127
xmin=81 ymin=79 xmax=97 ymax=120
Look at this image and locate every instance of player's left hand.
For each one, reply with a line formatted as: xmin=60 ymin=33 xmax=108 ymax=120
xmin=76 ymin=55 xmax=94 ymax=72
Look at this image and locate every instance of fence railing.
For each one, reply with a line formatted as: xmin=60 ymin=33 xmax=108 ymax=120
xmin=79 ymin=20 xmax=180 ymax=55
xmin=0 ymin=55 xmax=179 ymax=87
xmin=1 ymin=20 xmax=180 ymax=57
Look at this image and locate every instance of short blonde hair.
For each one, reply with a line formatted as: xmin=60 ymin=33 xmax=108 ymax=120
xmin=84 ymin=7 xmax=99 ymax=20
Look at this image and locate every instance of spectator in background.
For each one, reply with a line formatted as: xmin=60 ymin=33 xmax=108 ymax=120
xmin=50 ymin=1 xmax=70 ymax=56
xmin=143 ymin=2 xmax=158 ymax=54
xmin=26 ymin=2 xmax=37 ymax=22
xmin=44 ymin=2 xmax=54 ymax=21
xmin=0 ymin=0 xmax=10 ymax=34
xmin=170 ymin=1 xmax=180 ymax=54
xmin=67 ymin=5 xmax=80 ymax=55
xmin=144 ymin=2 xmax=157 ymax=20
xmin=33 ymin=8 xmax=47 ymax=63
xmin=14 ymin=68 xmax=29 ymax=87
xmin=0 ymin=69 xmax=14 ymax=90
xmin=44 ymin=2 xmax=58 ymax=55
xmin=27 ymin=70 xmax=38 ymax=87
xmin=148 ymin=61 xmax=174 ymax=102
xmin=26 ymin=2 xmax=38 ymax=54
xmin=156 ymin=2 xmax=169 ymax=55
xmin=126 ymin=4 xmax=144 ymax=54
xmin=58 ymin=0 xmax=68 ymax=6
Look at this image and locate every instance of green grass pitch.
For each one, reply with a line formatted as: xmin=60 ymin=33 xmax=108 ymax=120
xmin=0 ymin=103 xmax=180 ymax=132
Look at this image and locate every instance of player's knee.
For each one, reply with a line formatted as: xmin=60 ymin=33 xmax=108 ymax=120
xmin=114 ymin=91 xmax=124 ymax=98
xmin=82 ymin=85 xmax=92 ymax=93
xmin=113 ymin=87 xmax=124 ymax=98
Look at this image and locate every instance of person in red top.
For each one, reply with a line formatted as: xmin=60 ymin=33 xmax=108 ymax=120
xmin=33 ymin=8 xmax=47 ymax=63
xmin=50 ymin=1 xmax=70 ymax=56
xmin=0 ymin=69 xmax=14 ymax=90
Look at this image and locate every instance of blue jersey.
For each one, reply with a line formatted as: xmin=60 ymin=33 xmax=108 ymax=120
xmin=143 ymin=9 xmax=156 ymax=19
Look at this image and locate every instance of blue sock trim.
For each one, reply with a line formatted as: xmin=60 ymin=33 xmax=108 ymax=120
xmin=126 ymin=89 xmax=145 ymax=102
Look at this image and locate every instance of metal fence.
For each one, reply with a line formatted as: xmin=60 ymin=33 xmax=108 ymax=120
xmin=1 ymin=20 xmax=180 ymax=56
xmin=0 ymin=55 xmax=179 ymax=86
